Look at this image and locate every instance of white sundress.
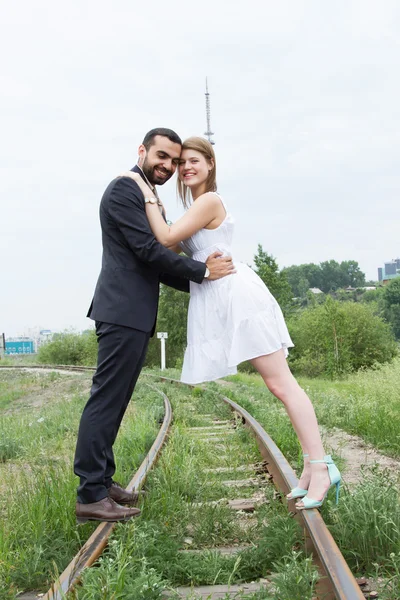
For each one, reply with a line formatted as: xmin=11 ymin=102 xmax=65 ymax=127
xmin=180 ymin=195 xmax=294 ymax=385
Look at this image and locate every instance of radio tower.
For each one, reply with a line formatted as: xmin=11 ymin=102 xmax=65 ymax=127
xmin=204 ymin=77 xmax=215 ymax=145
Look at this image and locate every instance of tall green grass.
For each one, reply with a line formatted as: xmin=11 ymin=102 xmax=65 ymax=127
xmin=301 ymin=357 xmax=400 ymax=457
xmin=0 ymin=372 xmax=163 ymax=599
xmin=0 ymin=369 xmax=43 ymax=411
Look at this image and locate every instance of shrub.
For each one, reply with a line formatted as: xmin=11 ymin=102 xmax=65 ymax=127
xmin=287 ymin=297 xmax=398 ymax=378
xmin=383 ymin=278 xmax=400 ymax=340
xmin=144 ymin=284 xmax=189 ymax=368
xmin=37 ymin=330 xmax=97 ymax=366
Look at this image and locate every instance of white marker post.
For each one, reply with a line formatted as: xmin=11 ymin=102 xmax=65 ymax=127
xmin=157 ymin=332 xmax=168 ymax=370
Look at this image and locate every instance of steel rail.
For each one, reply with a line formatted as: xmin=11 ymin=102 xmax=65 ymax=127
xmin=155 ymin=375 xmax=364 ymax=600
xmin=0 ymin=364 xmax=95 ymax=372
xmin=0 ymin=364 xmax=96 ymax=371
xmin=41 ymin=384 xmax=172 ymax=600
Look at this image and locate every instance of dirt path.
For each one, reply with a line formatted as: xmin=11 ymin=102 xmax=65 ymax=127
xmin=322 ymin=425 xmax=400 ymax=486
xmin=0 ymin=367 xmax=92 ymax=414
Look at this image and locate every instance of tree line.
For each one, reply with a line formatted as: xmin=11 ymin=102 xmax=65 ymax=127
xmin=37 ymin=244 xmax=400 ymax=379
xmin=144 ymin=244 xmax=399 ymax=377
xmin=282 ymin=258 xmax=366 ymax=297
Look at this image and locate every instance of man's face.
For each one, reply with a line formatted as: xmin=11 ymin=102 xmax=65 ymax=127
xmin=139 ymin=135 xmax=182 ymax=186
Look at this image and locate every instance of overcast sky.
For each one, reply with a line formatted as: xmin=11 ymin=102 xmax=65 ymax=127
xmin=1 ymin=1 xmax=399 ymax=337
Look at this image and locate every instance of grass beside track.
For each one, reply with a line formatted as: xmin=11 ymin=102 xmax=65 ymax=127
xmin=227 ymin=357 xmax=400 ymax=459
xmin=0 ymin=370 xmax=163 ymax=600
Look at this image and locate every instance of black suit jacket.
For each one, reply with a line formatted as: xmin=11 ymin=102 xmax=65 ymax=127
xmin=87 ymin=165 xmax=205 ymax=332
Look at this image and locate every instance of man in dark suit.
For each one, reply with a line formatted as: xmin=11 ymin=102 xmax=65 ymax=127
xmin=74 ymin=128 xmax=234 ymax=523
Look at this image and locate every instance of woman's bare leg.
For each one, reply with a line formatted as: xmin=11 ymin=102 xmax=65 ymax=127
xmin=250 ymin=350 xmax=330 ymax=503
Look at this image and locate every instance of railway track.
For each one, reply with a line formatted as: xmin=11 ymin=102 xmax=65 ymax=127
xmin=1 ymin=365 xmax=366 ymax=599
xmin=0 ymin=364 xmax=95 ymax=373
xmin=155 ymin=375 xmax=365 ymax=600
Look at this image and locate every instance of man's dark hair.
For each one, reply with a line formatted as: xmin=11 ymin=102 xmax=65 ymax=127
xmin=142 ymin=128 xmax=182 ymax=150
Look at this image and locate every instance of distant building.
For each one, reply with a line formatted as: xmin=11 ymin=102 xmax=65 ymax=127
xmin=385 ymin=262 xmax=397 ymax=276
xmin=309 ymin=287 xmax=324 ymax=294
xmin=38 ymin=330 xmax=53 ymax=346
xmin=377 ymin=258 xmax=400 ymax=285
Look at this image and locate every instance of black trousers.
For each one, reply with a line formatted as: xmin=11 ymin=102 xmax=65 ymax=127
xmin=74 ymin=321 xmax=150 ymax=503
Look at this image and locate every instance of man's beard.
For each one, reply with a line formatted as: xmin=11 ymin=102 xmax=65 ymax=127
xmin=142 ymin=158 xmax=172 ymax=186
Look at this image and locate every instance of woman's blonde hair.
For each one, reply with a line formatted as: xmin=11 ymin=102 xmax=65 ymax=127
xmin=177 ymin=137 xmax=217 ymax=208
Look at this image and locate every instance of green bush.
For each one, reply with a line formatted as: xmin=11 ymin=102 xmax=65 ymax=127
xmin=144 ymin=335 xmax=161 ymax=368
xmin=361 ymin=286 xmax=385 ymax=304
xmin=37 ymin=330 xmax=97 ymax=366
xmin=144 ymin=284 xmax=189 ymax=368
xmin=383 ymin=278 xmax=400 ymax=340
xmin=287 ymin=297 xmax=398 ymax=378
xmin=386 ymin=304 xmax=400 ymax=339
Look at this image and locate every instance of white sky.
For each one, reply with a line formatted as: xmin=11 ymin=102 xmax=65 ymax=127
xmin=1 ymin=1 xmax=399 ymax=337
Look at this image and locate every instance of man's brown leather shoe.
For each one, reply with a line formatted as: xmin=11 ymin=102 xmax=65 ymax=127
xmin=108 ymin=481 xmax=143 ymax=505
xmin=76 ymin=497 xmax=141 ymax=524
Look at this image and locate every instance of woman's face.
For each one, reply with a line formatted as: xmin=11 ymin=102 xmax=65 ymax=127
xmin=178 ymin=149 xmax=211 ymax=189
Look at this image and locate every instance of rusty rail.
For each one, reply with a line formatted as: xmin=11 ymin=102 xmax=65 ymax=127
xmin=42 ymin=384 xmax=172 ymax=600
xmin=0 ymin=364 xmax=96 ymax=372
xmin=48 ymin=365 xmax=96 ymax=372
xmin=156 ymin=375 xmax=364 ymax=600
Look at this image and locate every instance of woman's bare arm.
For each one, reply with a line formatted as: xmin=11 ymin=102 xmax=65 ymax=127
xmin=120 ymin=172 xmax=224 ymax=249
xmin=145 ymin=192 xmax=222 ymax=248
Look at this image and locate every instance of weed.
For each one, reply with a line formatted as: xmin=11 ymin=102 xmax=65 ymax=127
xmin=323 ymin=468 xmax=400 ymax=572
xmin=271 ymin=551 xmax=318 ymax=600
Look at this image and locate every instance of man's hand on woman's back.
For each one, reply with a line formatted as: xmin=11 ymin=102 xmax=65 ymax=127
xmin=206 ymin=251 xmax=236 ymax=281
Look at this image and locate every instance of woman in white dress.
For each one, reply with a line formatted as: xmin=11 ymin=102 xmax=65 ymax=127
xmin=122 ymin=137 xmax=341 ymax=511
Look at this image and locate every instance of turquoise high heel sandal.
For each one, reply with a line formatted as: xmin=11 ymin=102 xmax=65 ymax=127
xmin=296 ymin=455 xmax=341 ymax=510
xmin=287 ymin=454 xmax=309 ymax=500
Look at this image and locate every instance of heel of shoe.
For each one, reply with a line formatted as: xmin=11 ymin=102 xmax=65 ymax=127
xmin=335 ymin=480 xmax=341 ymax=505
xmin=76 ymin=517 xmax=89 ymax=525
xmin=326 ymin=461 xmax=341 ymax=505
